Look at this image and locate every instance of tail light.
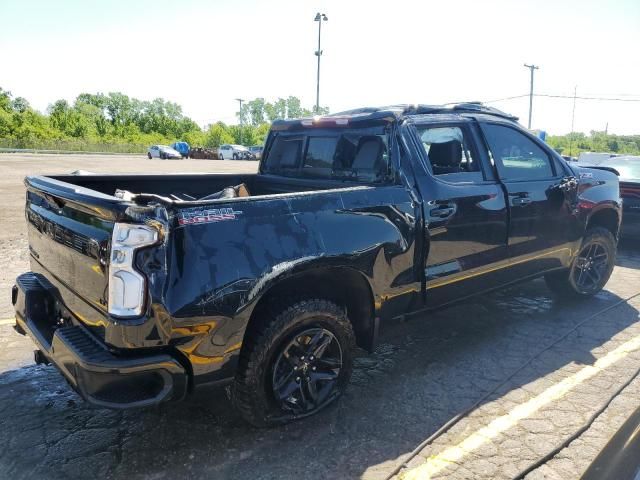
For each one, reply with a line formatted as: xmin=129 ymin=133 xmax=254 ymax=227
xmin=108 ymin=223 xmax=158 ymax=318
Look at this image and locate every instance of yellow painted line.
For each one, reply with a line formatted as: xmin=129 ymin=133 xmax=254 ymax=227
xmin=0 ymin=318 xmax=15 ymax=326
xmin=401 ymin=333 xmax=640 ymax=480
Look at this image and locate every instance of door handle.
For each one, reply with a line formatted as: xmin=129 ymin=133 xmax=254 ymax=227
xmin=512 ymin=197 xmax=532 ymax=206
xmin=430 ymin=205 xmax=456 ymax=218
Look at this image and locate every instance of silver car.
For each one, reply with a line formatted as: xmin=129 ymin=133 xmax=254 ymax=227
xmin=147 ymin=145 xmax=182 ymax=160
xmin=218 ymin=144 xmax=250 ymax=160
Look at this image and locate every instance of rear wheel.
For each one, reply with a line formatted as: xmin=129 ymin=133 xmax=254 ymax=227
xmin=545 ymin=227 xmax=616 ymax=298
xmin=147 ymin=153 xmax=152 ymax=159
xmin=219 ymin=153 xmax=224 ymax=160
xmin=232 ymin=299 xmax=355 ymax=427
xmin=233 ymin=153 xmax=238 ymax=160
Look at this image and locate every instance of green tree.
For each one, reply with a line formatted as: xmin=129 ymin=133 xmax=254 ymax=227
xmin=204 ymin=122 xmax=234 ymax=147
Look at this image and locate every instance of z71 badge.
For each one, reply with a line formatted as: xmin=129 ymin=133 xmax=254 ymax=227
xmin=178 ymin=207 xmax=243 ymax=226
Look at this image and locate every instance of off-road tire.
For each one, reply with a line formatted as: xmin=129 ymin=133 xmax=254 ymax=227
xmin=545 ymin=226 xmax=617 ymax=298
xmin=232 ymin=298 xmax=355 ymax=427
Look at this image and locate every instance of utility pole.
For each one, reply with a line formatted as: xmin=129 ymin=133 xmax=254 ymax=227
xmin=314 ymin=13 xmax=328 ymax=113
xmin=235 ymin=98 xmax=244 ymax=145
xmin=569 ymin=86 xmax=577 ymax=157
xmin=523 ymin=64 xmax=539 ymax=129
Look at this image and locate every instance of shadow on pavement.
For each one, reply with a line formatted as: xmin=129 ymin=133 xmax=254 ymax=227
xmin=0 ymin=245 xmax=639 ymax=480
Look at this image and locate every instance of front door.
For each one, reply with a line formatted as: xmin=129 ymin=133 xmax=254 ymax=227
xmin=479 ymin=122 xmax=579 ymax=275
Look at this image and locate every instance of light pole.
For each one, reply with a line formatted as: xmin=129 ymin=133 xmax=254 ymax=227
xmin=523 ymin=64 xmax=539 ymax=129
xmin=235 ymin=98 xmax=244 ymax=145
xmin=314 ymin=12 xmax=328 ymax=114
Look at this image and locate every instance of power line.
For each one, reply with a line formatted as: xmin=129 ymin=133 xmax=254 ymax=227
xmin=535 ymin=93 xmax=640 ymax=102
xmin=483 ymin=94 xmax=529 ymax=103
xmin=482 ymin=93 xmax=640 ymax=104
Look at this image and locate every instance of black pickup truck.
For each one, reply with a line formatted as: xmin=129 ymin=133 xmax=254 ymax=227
xmin=12 ymin=103 xmax=622 ymax=426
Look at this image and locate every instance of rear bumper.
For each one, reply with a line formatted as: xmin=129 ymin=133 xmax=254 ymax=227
xmin=12 ymin=272 xmax=188 ymax=409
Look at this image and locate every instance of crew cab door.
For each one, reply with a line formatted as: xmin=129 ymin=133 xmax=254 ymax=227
xmin=409 ymin=119 xmax=509 ymax=307
xmin=479 ymin=122 xmax=579 ymax=275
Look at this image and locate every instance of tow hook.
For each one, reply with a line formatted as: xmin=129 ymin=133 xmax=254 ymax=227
xmin=34 ymin=350 xmax=50 ymax=366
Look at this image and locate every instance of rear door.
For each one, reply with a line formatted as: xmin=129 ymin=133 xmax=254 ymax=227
xmin=409 ymin=119 xmax=510 ymax=307
xmin=479 ymin=122 xmax=579 ymax=275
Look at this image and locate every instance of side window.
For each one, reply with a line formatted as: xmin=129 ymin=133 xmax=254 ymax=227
xmin=482 ymin=124 xmax=554 ymax=181
xmin=415 ymin=125 xmax=483 ymax=183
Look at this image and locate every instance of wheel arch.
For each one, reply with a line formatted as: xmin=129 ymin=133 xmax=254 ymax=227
xmin=243 ymin=266 xmax=377 ymax=353
xmin=586 ymin=206 xmax=620 ymax=239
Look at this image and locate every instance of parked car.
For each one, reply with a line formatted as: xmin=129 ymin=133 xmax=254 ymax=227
xmin=147 ymin=145 xmax=182 ymax=160
xmin=578 ymin=151 xmax=619 ymax=165
xmin=248 ymin=145 xmax=263 ymax=160
xmin=189 ymin=147 xmax=218 ymax=160
xmin=589 ymin=156 xmax=640 ymax=238
xmin=218 ymin=144 xmax=250 ymax=160
xmin=170 ymin=141 xmax=190 ymax=159
xmin=13 ymin=103 xmax=621 ymax=427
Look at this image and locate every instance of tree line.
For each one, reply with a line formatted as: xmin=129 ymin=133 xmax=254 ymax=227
xmin=546 ymin=131 xmax=640 ymax=157
xmin=1 ymin=87 xmax=638 ymax=156
xmin=0 ymin=88 xmax=325 ymax=152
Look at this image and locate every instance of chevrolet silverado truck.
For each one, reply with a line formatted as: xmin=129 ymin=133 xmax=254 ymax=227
xmin=12 ymin=103 xmax=622 ymax=426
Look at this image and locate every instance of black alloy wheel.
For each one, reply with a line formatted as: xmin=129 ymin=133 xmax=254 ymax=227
xmin=232 ymin=298 xmax=354 ymax=427
xmin=271 ymin=327 xmax=343 ymax=415
xmin=544 ymin=226 xmax=616 ymax=298
xmin=572 ymin=241 xmax=609 ymax=294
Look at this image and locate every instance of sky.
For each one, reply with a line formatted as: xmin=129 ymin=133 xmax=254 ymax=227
xmin=1 ymin=0 xmax=639 ymax=135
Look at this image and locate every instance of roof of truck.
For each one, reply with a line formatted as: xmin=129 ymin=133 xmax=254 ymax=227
xmin=270 ymin=102 xmax=518 ymax=131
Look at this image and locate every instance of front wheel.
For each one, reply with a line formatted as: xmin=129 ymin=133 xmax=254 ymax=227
xmin=232 ymin=299 xmax=355 ymax=427
xmin=545 ymin=226 xmax=616 ymax=298
xmin=219 ymin=153 xmax=223 ymax=160
xmin=147 ymin=153 xmax=152 ymax=159
xmin=233 ymin=153 xmax=238 ymax=160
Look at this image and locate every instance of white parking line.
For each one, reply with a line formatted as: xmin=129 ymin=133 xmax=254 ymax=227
xmin=0 ymin=318 xmax=15 ymax=326
xmin=401 ymin=333 xmax=640 ymax=480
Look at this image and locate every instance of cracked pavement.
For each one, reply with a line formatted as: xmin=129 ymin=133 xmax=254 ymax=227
xmin=1 ymin=154 xmax=640 ymax=480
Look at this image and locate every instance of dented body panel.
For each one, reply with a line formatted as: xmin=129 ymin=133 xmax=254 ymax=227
xmin=14 ymin=105 xmax=622 ymax=407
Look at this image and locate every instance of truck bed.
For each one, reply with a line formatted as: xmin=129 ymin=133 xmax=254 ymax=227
xmin=45 ymin=172 xmax=364 ymax=202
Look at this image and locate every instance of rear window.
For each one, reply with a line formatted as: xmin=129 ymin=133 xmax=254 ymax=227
xmin=263 ymin=129 xmax=390 ymax=182
xmin=304 ymin=137 xmax=338 ymax=169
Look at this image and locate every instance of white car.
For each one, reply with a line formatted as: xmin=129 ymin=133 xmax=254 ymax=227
xmin=218 ymin=144 xmax=250 ymax=160
xmin=147 ymin=145 xmax=182 ymax=160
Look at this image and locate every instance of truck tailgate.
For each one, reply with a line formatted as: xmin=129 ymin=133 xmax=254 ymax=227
xmin=24 ymin=176 xmax=127 ymax=325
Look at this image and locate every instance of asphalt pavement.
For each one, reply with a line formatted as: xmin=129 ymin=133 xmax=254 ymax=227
xmin=0 ymin=153 xmax=639 ymax=479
